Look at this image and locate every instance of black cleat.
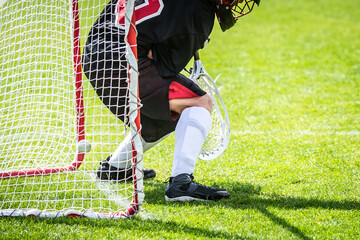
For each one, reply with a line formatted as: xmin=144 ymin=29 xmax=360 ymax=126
xmin=165 ymin=173 xmax=230 ymax=201
xmin=97 ymin=157 xmax=156 ymax=182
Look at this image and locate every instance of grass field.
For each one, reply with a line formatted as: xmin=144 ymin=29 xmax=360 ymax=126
xmin=1 ymin=0 xmax=360 ymax=239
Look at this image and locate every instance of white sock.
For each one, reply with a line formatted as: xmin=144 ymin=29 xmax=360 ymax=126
xmin=109 ymin=133 xmax=169 ymax=169
xmin=171 ymin=107 xmax=212 ymax=177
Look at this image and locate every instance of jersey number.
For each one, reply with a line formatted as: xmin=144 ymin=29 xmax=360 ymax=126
xmin=115 ymin=0 xmax=164 ymax=28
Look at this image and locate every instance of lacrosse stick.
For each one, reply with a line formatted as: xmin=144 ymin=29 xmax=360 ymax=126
xmin=188 ymin=51 xmax=231 ymax=161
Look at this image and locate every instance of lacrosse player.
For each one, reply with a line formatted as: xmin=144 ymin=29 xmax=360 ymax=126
xmin=82 ymin=0 xmax=260 ymax=201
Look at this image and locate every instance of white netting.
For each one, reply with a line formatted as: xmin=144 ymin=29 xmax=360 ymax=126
xmin=0 ymin=0 xmax=142 ymax=218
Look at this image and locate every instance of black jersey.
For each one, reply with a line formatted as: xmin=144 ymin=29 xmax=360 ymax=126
xmin=86 ymin=0 xmax=216 ymax=77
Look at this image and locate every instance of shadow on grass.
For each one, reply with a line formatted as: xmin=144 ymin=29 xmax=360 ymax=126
xmin=144 ymin=179 xmax=360 ymax=240
xmin=145 ymin=180 xmax=360 ymax=211
xmin=8 ymin=212 xmax=250 ymax=239
xmin=5 ymin=180 xmax=358 ymax=240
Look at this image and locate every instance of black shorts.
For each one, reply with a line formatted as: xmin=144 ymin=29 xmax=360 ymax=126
xmin=82 ymin=42 xmax=206 ymax=142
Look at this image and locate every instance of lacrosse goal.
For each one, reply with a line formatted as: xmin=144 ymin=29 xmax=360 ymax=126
xmin=0 ymin=0 xmax=143 ymax=219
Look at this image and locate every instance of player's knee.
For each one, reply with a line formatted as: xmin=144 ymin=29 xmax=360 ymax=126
xmin=201 ymin=94 xmax=213 ymax=113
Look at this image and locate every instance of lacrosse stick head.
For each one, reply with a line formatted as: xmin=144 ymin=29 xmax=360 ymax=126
xmin=190 ymin=60 xmax=231 ymax=161
xmin=194 ymin=74 xmax=230 ymax=160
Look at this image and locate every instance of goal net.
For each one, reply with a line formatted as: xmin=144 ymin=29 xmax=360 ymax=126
xmin=0 ymin=0 xmax=143 ymax=219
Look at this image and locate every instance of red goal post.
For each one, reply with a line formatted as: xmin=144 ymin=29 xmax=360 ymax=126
xmin=0 ymin=0 xmax=143 ymax=219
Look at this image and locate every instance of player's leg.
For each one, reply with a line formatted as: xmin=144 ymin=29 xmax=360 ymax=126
xmin=165 ymin=106 xmax=230 ymax=201
xmin=131 ymin=59 xmax=230 ymax=200
xmin=164 ymin=75 xmax=230 ymax=201
xmin=97 ymin=133 xmax=169 ymax=181
xmin=109 ymin=133 xmax=170 ymax=169
xmin=83 ymin=38 xmax=158 ymax=182
xmin=170 ymin=106 xmax=211 ymax=177
xmin=169 ymin=94 xmax=213 ymax=114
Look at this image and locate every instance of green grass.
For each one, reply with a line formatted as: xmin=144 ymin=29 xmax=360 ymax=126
xmin=1 ymin=0 xmax=360 ymax=239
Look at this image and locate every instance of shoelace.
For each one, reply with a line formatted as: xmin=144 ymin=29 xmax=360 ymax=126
xmin=164 ymin=177 xmax=171 ymax=183
xmin=164 ymin=174 xmax=194 ymax=183
xmin=165 ymin=174 xmax=216 ymax=190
